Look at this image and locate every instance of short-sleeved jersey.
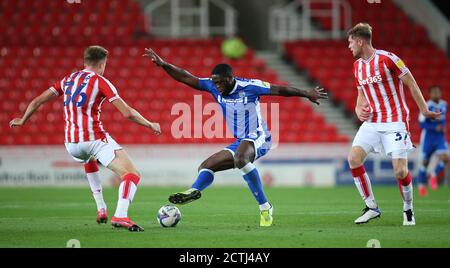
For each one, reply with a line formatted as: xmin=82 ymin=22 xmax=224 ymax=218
xmin=51 ymin=69 xmax=120 ymax=143
xmin=419 ymin=100 xmax=448 ymax=158
xmin=198 ymin=77 xmax=271 ymax=139
xmin=353 ymin=49 xmax=410 ymax=125
xmin=419 ymin=99 xmax=447 ymax=137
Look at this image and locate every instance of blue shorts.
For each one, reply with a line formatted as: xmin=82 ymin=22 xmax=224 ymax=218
xmin=420 ymin=135 xmax=448 ymax=161
xmin=224 ymin=133 xmax=272 ymax=161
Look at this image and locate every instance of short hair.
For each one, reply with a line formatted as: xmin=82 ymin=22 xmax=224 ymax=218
xmin=211 ymin=63 xmax=233 ymax=76
xmin=429 ymin=85 xmax=441 ymax=92
xmin=347 ymin=23 xmax=372 ymax=42
xmin=84 ymin=45 xmax=108 ymax=66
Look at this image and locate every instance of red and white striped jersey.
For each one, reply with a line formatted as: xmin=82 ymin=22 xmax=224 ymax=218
xmin=353 ymin=49 xmax=410 ymax=124
xmin=50 ymin=69 xmax=120 ymax=143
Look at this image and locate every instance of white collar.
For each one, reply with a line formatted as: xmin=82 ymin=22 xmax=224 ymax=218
xmin=360 ymin=49 xmax=376 ymax=63
xmin=82 ymin=68 xmax=97 ymax=74
xmin=228 ymin=78 xmax=239 ymax=95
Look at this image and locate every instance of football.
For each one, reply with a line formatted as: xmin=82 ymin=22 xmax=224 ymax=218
xmin=157 ymin=205 xmax=181 ymax=227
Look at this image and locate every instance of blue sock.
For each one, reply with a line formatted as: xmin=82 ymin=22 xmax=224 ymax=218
xmin=433 ymin=161 xmax=445 ymax=176
xmin=417 ymin=166 xmax=427 ymax=185
xmin=240 ymin=163 xmax=268 ymax=206
xmin=192 ymin=169 xmax=214 ymax=191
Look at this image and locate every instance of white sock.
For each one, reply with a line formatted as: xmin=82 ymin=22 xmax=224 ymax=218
xmin=401 ymin=183 xmax=413 ymax=211
xmin=259 ymin=202 xmax=271 ymax=211
xmin=92 ymin=192 xmax=107 ymax=211
xmin=240 ymin=162 xmax=256 ymax=174
xmin=353 ymin=173 xmax=377 ymax=209
xmin=86 ymin=171 xmax=106 ymax=211
xmin=398 ymin=172 xmax=413 ymax=211
xmin=114 ymin=181 xmax=137 ymax=218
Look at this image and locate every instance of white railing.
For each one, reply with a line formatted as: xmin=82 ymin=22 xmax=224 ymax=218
xmin=144 ymin=0 xmax=237 ymax=38
xmin=269 ymin=0 xmax=352 ymax=42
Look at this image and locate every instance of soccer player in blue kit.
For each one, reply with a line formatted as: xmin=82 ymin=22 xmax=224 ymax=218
xmin=417 ymin=85 xmax=448 ymax=196
xmin=144 ymin=48 xmax=327 ymax=226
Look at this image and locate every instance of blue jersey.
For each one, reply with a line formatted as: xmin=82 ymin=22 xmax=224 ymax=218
xmin=198 ymin=77 xmax=271 ymax=140
xmin=419 ymin=99 xmax=448 ymax=160
xmin=419 ymin=100 xmax=447 ymax=136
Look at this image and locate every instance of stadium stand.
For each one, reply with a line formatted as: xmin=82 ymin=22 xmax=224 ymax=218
xmin=284 ymin=0 xmax=450 ymax=143
xmin=0 ymin=0 xmax=348 ymax=145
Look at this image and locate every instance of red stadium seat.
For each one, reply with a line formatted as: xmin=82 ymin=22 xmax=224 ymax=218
xmin=283 ymin=0 xmax=450 ymax=143
xmin=0 ymin=1 xmax=356 ymax=145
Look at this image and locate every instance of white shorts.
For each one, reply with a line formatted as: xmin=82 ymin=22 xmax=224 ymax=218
xmin=352 ymin=122 xmax=414 ymax=159
xmin=64 ymin=134 xmax=122 ymax=167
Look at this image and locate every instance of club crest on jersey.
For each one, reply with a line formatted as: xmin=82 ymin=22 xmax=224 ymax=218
xmin=358 ymin=74 xmax=382 ymax=86
xmin=239 ymin=91 xmax=245 ymax=98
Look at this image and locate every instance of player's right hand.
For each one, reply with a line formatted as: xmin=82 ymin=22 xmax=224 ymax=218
xmin=9 ymin=118 xmax=24 ymax=128
xmin=355 ymin=103 xmax=370 ymax=122
xmin=423 ymin=109 xmax=441 ymax=120
xmin=150 ymin=122 xmax=162 ymax=136
xmin=143 ymin=48 xmax=165 ymax=67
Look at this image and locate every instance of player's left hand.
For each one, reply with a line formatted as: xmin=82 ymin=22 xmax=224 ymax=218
xmin=423 ymin=109 xmax=440 ymax=120
xmin=306 ymin=86 xmax=328 ymax=105
xmin=143 ymin=48 xmax=166 ymax=67
xmin=149 ymin=122 xmax=162 ymax=136
xmin=9 ymin=118 xmax=24 ymax=128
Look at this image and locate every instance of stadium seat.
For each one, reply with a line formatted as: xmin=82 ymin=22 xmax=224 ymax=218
xmin=0 ymin=0 xmax=348 ymax=145
xmin=284 ymin=0 xmax=450 ymax=143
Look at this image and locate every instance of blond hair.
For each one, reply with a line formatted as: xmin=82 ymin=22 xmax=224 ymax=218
xmin=347 ymin=23 xmax=372 ymax=42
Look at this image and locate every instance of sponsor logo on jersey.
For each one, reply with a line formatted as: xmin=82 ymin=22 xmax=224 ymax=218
xmin=359 ymin=75 xmax=382 ymax=86
xmin=218 ymin=96 xmax=245 ymax=103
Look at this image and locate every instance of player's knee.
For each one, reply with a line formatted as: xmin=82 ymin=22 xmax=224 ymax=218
xmin=440 ymin=154 xmax=448 ymax=163
xmin=394 ymin=166 xmax=408 ymax=179
xmin=234 ymin=154 xmax=250 ymax=169
xmin=198 ymin=161 xmax=212 ymax=172
xmin=121 ymin=169 xmax=140 ymax=178
xmin=347 ymin=153 xmax=363 ymax=168
xmin=422 ymin=159 xmax=429 ymax=167
xmin=126 ymin=162 xmax=140 ymax=177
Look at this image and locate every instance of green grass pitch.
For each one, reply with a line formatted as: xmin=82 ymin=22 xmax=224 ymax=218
xmin=0 ymin=186 xmax=449 ymax=248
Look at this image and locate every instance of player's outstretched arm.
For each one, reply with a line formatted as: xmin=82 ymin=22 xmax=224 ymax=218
xmin=401 ymin=72 xmax=440 ymax=120
xmin=269 ymin=85 xmax=328 ymax=105
xmin=9 ymin=88 xmax=58 ymax=128
xmin=111 ymin=98 xmax=161 ymax=135
xmin=143 ymin=48 xmax=202 ymax=90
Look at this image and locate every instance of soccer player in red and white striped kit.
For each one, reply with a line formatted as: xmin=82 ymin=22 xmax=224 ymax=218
xmin=10 ymin=46 xmax=161 ymax=231
xmin=346 ymin=23 xmax=440 ymax=225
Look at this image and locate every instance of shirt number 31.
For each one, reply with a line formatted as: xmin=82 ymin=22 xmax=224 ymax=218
xmin=395 ymin=132 xmax=408 ymax=141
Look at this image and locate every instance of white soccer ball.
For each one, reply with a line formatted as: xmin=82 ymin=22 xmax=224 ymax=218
xmin=157 ymin=205 xmax=181 ymax=227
